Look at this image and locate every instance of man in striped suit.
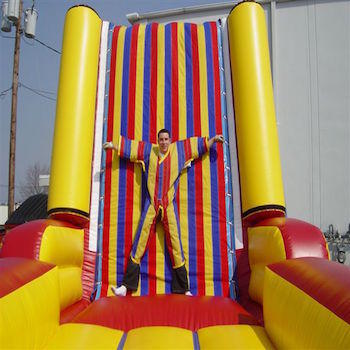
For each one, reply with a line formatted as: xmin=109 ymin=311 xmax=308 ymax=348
xmin=104 ymin=129 xmax=224 ymax=296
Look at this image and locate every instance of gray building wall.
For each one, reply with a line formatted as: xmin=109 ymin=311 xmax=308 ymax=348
xmin=130 ymin=0 xmax=350 ymax=233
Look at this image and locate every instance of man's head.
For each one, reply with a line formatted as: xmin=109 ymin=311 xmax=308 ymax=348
xmin=157 ymin=129 xmax=171 ymax=154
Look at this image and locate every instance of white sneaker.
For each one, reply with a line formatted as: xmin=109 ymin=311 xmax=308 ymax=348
xmin=111 ymin=285 xmax=127 ymax=296
xmin=185 ymin=291 xmax=193 ymax=296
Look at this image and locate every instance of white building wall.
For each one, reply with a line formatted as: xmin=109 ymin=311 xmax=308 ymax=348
xmin=131 ymin=0 xmax=350 ymax=233
xmin=274 ymin=0 xmax=350 ymax=232
xmin=0 ymin=205 xmax=8 ymax=225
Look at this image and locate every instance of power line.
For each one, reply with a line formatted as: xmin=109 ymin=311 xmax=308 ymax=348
xmin=19 ymin=82 xmax=56 ymax=101
xmin=22 ymin=84 xmax=56 ymax=95
xmin=33 ymin=37 xmax=61 ymax=54
xmin=0 ymin=32 xmax=16 ymax=39
xmin=1 ymin=30 xmax=61 ymax=54
xmin=0 ymin=86 xmax=13 ymax=97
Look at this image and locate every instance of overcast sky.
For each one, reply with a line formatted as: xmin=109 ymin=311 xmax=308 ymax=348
xmin=0 ymin=0 xmax=223 ymax=203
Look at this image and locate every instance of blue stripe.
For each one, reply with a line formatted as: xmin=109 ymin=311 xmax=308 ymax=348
xmin=217 ymin=22 xmax=237 ymax=299
xmin=204 ymin=22 xmax=222 ymax=296
xmin=116 ymin=27 xmax=132 ymax=287
xmin=176 ymin=142 xmax=185 ymax=169
xmin=142 ymin=24 xmax=151 ymax=141
xmin=121 ymin=27 xmax=132 ymax=136
xmin=184 ymin=23 xmax=197 ymax=294
xmin=197 ymin=137 xmax=207 ymax=157
xmin=123 ymin=137 xmax=131 ymax=159
xmin=164 ymin=237 xmax=172 ymax=294
xmin=140 ymin=178 xmax=149 ymax=295
xmin=117 ymin=333 xmax=127 ymax=350
xmin=94 ymin=22 xmax=114 ymax=300
xmin=144 ymin=143 xmax=152 ymax=163
xmin=140 ymin=249 xmax=149 ymax=295
xmin=164 ymin=24 xmax=172 ymax=132
xmin=185 ymin=24 xmax=194 ymax=136
xmin=116 ymin=160 xmax=127 ymax=287
xmin=192 ymin=332 xmax=200 ymax=350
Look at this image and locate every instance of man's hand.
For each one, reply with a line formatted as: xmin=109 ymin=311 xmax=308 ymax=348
xmin=208 ymin=134 xmax=224 ymax=148
xmin=214 ymin=135 xmax=224 ymax=143
xmin=103 ymin=141 xmax=116 ymax=150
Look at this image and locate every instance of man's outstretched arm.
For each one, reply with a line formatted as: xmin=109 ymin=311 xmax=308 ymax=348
xmin=208 ymin=134 xmax=224 ymax=148
xmin=102 ymin=137 xmax=152 ymax=169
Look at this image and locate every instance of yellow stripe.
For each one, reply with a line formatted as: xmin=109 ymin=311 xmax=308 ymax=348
xmin=132 ymin=25 xmax=146 ymax=296
xmin=248 ymin=226 xmax=286 ymax=304
xmin=197 ymin=25 xmax=214 ymax=295
xmin=130 ymin=141 xmax=138 ymax=160
xmin=177 ymin=23 xmax=189 ymax=276
xmin=108 ymin=27 xmax=125 ymax=294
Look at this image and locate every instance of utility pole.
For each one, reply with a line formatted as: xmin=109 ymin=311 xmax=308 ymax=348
xmin=8 ymin=0 xmax=22 ymax=217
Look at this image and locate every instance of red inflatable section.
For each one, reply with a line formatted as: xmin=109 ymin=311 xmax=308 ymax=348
xmin=258 ymin=217 xmax=329 ymax=259
xmin=0 ymin=219 xmax=77 ymax=259
xmin=235 ymin=217 xmax=329 ymax=324
xmin=60 ymin=299 xmax=90 ymax=324
xmin=73 ymin=295 xmax=259 ymax=331
xmin=81 ymin=228 xmax=96 ymax=301
xmin=269 ymin=257 xmax=350 ymax=324
xmin=0 ymin=257 xmax=54 ymax=297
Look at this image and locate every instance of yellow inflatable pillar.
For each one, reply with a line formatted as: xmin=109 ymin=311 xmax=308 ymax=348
xmin=48 ymin=6 xmax=102 ymax=224
xmin=227 ymin=1 xmax=285 ymax=223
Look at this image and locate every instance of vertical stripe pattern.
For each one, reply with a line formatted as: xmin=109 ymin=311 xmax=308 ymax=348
xmin=94 ymin=21 xmax=235 ymax=298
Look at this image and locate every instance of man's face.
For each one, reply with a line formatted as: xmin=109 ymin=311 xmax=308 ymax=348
xmin=158 ymin=132 xmax=171 ymax=154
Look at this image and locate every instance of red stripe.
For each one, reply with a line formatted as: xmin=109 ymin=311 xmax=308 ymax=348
xmin=149 ymin=23 xmax=158 ymax=144
xmin=211 ymin=22 xmax=229 ymax=295
xmin=163 ymin=155 xmax=171 ymax=207
xmin=101 ymin=26 xmax=120 ymax=296
xmin=137 ymin=141 xmax=145 ymax=161
xmin=147 ymin=23 xmax=158 ymax=294
xmin=184 ymin=139 xmax=191 ymax=161
xmin=127 ymin=25 xmax=139 ymax=139
xmin=154 ymin=162 xmax=160 ymax=206
xmin=123 ymin=26 xmax=139 ymax=273
xmin=191 ymin=24 xmax=205 ymax=295
xmin=119 ymin=136 xmax=124 ymax=157
xmin=171 ymin=23 xmax=179 ymax=141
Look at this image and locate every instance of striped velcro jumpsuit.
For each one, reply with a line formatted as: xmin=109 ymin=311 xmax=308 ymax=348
xmin=117 ymin=135 xmax=209 ymax=293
